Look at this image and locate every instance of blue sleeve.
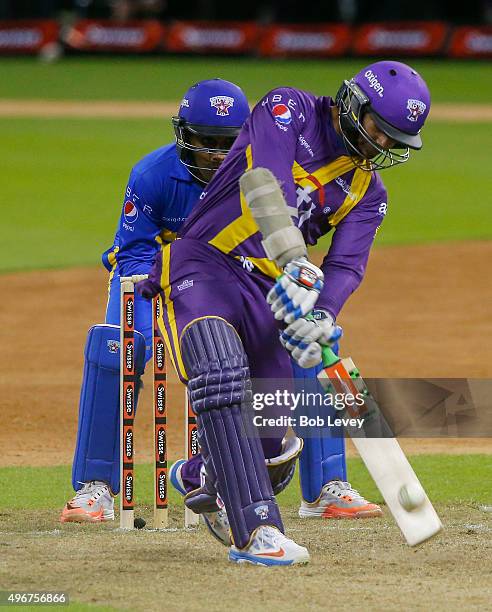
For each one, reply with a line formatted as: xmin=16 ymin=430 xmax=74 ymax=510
xmin=114 ymin=169 xmax=164 ymax=277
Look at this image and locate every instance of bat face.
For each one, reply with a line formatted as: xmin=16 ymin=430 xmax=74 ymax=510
xmin=317 ymin=353 xmax=442 ymax=546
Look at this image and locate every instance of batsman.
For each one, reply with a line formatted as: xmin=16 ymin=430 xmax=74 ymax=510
xmin=139 ymin=61 xmax=431 ymax=565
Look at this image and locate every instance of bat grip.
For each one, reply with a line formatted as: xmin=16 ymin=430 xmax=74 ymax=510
xmin=321 ymin=345 xmax=339 ymax=367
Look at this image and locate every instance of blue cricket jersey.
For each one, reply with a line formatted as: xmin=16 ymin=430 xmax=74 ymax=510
xmin=102 ymin=143 xmax=203 ymax=277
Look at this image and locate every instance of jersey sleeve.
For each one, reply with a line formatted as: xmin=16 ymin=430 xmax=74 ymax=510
xmin=112 ymin=169 xmax=164 ymax=278
xmin=316 ymin=185 xmax=388 ymax=319
xmin=249 ymin=88 xmax=313 ymax=210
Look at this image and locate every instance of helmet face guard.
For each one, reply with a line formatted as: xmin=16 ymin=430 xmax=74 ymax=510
xmin=172 ymin=117 xmax=240 ymax=184
xmin=336 ymin=79 xmax=410 ymax=172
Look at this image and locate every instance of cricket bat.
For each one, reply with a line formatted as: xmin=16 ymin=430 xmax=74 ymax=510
xmin=318 ymin=345 xmax=442 ymax=546
xmin=239 ymin=167 xmax=443 ymax=547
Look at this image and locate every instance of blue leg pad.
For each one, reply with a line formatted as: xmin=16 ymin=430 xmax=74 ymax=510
xmin=72 ymin=324 xmax=146 ymax=493
xmin=292 ymin=358 xmax=347 ymax=503
xmin=181 ymin=317 xmax=283 ymax=549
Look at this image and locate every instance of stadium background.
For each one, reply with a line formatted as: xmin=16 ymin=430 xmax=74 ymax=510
xmin=0 ymin=2 xmax=491 ymax=610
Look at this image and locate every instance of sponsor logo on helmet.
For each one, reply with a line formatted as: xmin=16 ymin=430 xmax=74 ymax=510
xmin=107 ymin=339 xmax=119 ymax=354
xmin=210 ymin=95 xmax=234 ymax=116
xmin=272 ymin=103 xmax=292 ymax=125
xmin=363 ymin=69 xmax=384 ymax=98
xmin=124 ymin=200 xmax=138 ymax=224
xmin=181 ymin=98 xmax=190 ymax=108
xmin=406 ymin=98 xmax=426 ymax=122
xmin=254 ymin=505 xmax=270 ymax=520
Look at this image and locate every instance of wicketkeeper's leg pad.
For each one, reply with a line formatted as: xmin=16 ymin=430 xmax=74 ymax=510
xmin=181 ymin=317 xmax=284 ymax=549
xmin=72 ymin=324 xmax=146 ymax=494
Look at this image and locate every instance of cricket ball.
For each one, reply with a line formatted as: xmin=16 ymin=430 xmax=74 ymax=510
xmin=398 ymin=483 xmax=425 ymax=512
xmin=134 ymin=517 xmax=146 ymax=529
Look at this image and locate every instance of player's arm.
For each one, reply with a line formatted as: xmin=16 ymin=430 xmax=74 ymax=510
xmin=281 ymin=190 xmax=388 ymax=368
xmin=249 ymin=87 xmax=312 ymax=210
xmin=316 ymin=191 xmax=388 ymax=319
xmin=114 ymin=170 xmax=165 ymax=278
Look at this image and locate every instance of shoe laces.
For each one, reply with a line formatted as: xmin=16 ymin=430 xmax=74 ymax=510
xmin=73 ymin=481 xmax=109 ymax=504
xmin=324 ymin=480 xmax=365 ymax=502
xmin=251 ymin=526 xmax=286 ymax=552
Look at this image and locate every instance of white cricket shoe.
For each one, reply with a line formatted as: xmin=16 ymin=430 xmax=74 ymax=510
xmin=229 ymin=526 xmax=309 ymax=566
xmin=299 ymin=480 xmax=383 ymax=519
xmin=60 ymin=481 xmax=114 ymax=523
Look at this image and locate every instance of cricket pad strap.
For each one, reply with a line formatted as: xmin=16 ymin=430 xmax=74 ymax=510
xmin=266 ymin=435 xmax=303 ymax=495
xmin=181 ymin=317 xmax=284 ymax=549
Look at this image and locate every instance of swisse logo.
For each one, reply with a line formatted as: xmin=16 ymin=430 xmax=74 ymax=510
xmin=86 ymin=25 xmax=145 ymax=46
xmin=183 ymin=27 xmax=243 ymax=48
xmin=364 ymin=69 xmax=384 ymax=98
xmin=369 ymin=30 xmax=428 ymax=50
xmin=155 ymin=298 xmax=161 ymax=319
xmin=125 ymin=342 xmax=134 ymax=372
xmin=125 ymin=430 xmax=133 ymax=458
xmin=156 ymin=383 xmax=166 ymax=413
xmin=157 ymin=427 xmax=166 ymax=461
xmin=0 ymin=29 xmax=42 ymax=48
xmin=155 ymin=340 xmax=165 ymax=370
xmin=124 ymin=474 xmax=133 ymax=502
xmin=125 ymin=297 xmax=134 ymax=327
xmin=157 ymin=471 xmax=167 ymax=501
xmin=468 ymin=33 xmax=492 ymax=52
xmin=125 ymin=385 xmax=134 ymax=414
xmin=190 ymin=427 xmax=199 ymax=455
xmin=277 ymin=31 xmax=334 ymax=51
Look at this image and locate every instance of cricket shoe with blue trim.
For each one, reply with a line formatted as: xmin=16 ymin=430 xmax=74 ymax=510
xmin=169 ymin=459 xmax=187 ymax=496
xmin=299 ymin=480 xmax=383 ymax=519
xmin=229 ymin=526 xmax=310 ymax=566
xmin=60 ymin=481 xmax=114 ymax=523
xmin=170 ymin=459 xmax=231 ymax=546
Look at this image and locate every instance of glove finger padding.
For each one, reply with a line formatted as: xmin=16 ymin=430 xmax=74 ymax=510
xmin=267 ymin=258 xmax=324 ymax=324
xmin=292 ymin=342 xmax=322 ymax=369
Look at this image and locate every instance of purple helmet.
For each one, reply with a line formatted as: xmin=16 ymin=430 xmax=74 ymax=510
xmin=172 ymin=78 xmax=250 ymax=183
xmin=336 ymin=61 xmax=431 ymax=170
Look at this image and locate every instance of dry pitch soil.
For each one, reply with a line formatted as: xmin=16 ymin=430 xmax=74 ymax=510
xmin=1 ymin=100 xmax=491 ymax=610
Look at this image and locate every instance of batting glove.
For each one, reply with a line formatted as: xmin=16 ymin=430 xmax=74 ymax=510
xmin=267 ymin=258 xmax=324 ymax=325
xmin=280 ymin=310 xmax=342 ymax=369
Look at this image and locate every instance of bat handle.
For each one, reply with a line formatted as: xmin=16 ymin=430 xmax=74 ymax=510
xmin=321 ymin=345 xmax=339 ymax=367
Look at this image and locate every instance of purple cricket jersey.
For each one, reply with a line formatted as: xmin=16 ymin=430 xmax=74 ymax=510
xmin=180 ymin=87 xmax=388 ymax=319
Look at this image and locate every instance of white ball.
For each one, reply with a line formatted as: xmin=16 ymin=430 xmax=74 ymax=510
xmin=398 ymin=483 xmax=425 ymax=511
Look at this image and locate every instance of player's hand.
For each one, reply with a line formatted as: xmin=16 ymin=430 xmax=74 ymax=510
xmin=267 ymin=258 xmax=324 ymax=324
xmin=280 ymin=310 xmax=342 ymax=368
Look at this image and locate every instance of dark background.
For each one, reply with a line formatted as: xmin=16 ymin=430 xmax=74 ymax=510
xmin=1 ymin=0 xmax=491 ymax=24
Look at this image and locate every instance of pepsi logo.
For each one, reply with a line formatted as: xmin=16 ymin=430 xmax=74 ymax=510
xmin=272 ymin=103 xmax=292 ymax=125
xmin=124 ymin=200 xmax=138 ymax=224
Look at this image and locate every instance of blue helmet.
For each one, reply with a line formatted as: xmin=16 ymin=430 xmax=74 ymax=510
xmin=172 ymin=78 xmax=250 ymax=183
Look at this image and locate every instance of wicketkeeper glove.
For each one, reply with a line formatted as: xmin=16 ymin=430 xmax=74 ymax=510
xmin=280 ymin=310 xmax=343 ymax=369
xmin=267 ymin=258 xmax=324 ymax=325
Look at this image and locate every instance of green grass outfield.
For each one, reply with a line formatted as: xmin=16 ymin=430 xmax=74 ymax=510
xmin=1 ymin=57 xmax=492 ymax=102
xmin=1 ymin=454 xmax=491 ymax=511
xmin=2 ymin=58 xmax=491 ymax=273
xmin=3 ymin=117 xmax=491 ymax=273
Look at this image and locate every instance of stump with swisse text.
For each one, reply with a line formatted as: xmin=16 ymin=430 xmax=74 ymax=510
xmin=119 ymin=276 xmax=199 ymax=530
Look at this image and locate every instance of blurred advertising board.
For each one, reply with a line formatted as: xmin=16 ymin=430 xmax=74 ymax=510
xmin=353 ymin=21 xmax=448 ymax=56
xmin=165 ymin=20 xmax=258 ymax=53
xmin=0 ymin=20 xmax=58 ymax=54
xmin=449 ymin=26 xmax=492 ymax=58
xmin=65 ymin=20 xmax=165 ymax=52
xmin=260 ymin=24 xmax=351 ymax=57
